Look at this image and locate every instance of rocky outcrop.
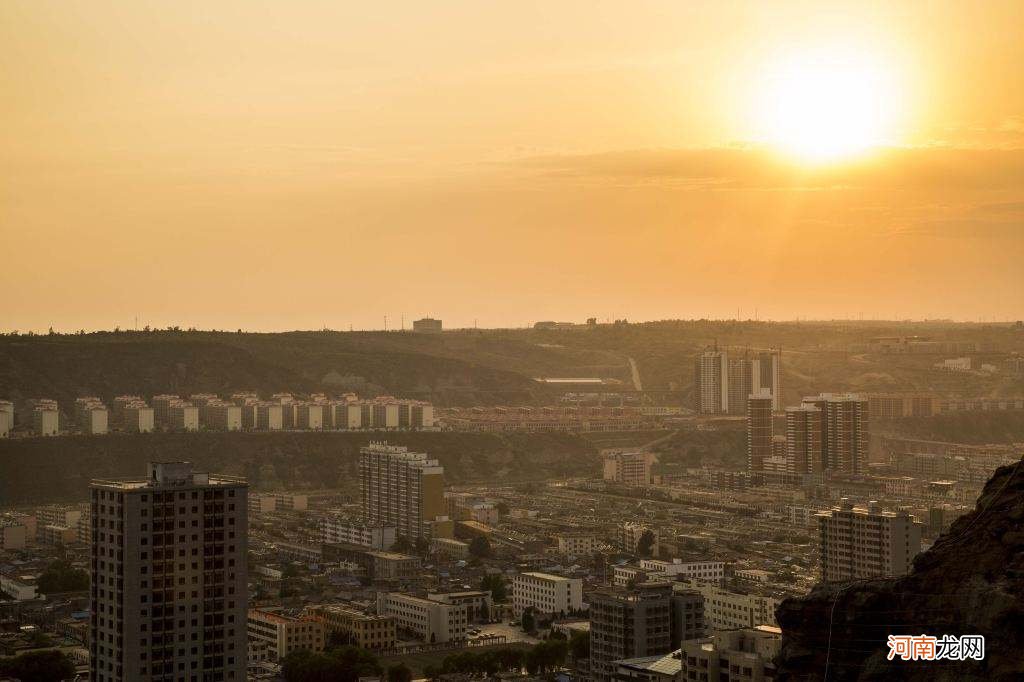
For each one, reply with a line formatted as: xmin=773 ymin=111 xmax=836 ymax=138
xmin=776 ymin=458 xmax=1024 ymax=681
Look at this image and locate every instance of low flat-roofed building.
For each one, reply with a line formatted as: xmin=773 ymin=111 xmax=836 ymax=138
xmin=247 ymin=608 xmax=325 ymax=662
xmin=306 ymin=604 xmax=396 ymax=651
xmin=512 ymin=572 xmax=583 ymax=616
xmin=432 ymin=537 xmax=470 ymax=560
xmin=0 ymin=573 xmax=38 ymax=600
xmin=427 ymin=591 xmax=494 ymax=622
xmin=376 ymin=592 xmax=467 ymax=644
xmin=614 ymin=650 xmax=683 ymax=682
xmin=319 ymin=517 xmax=395 ymax=549
xmin=38 ymin=524 xmax=77 ymax=547
xmin=679 ymin=626 xmax=781 ymax=682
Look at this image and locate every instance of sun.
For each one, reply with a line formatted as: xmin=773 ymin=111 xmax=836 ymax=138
xmin=755 ymin=48 xmax=899 ymax=163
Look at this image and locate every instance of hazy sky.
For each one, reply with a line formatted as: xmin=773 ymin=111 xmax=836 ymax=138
xmin=3 ymin=1 xmax=1022 ymax=331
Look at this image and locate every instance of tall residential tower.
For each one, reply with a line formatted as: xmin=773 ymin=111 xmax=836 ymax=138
xmin=90 ymin=462 xmax=247 ymax=682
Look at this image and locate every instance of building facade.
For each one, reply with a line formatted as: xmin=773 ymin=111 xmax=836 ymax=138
xmin=359 ymin=442 xmax=451 ymax=541
xmin=89 ymin=462 xmax=247 ymax=682
xmin=818 ymin=498 xmax=923 ymax=582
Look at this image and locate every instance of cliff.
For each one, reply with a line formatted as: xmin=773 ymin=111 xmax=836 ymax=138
xmin=776 ymin=457 xmax=1024 ymax=681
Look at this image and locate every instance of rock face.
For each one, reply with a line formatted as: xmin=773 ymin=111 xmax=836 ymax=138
xmin=776 ymin=458 xmax=1024 ymax=681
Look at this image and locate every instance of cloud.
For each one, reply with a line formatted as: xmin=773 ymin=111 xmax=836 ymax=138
xmin=511 ymin=146 xmax=1024 ymax=193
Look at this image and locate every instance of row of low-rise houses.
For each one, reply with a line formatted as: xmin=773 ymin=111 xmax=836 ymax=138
xmin=0 ymin=392 xmax=434 ymax=436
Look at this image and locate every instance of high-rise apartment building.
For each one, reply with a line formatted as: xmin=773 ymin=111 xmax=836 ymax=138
xmin=746 ymin=392 xmax=774 ymax=472
xmin=696 ymin=348 xmax=782 ymax=415
xmin=359 ymin=442 xmax=451 ymax=541
xmin=817 ymin=498 xmax=922 ymax=582
xmin=694 ymin=349 xmax=729 ymax=415
xmin=802 ymin=394 xmax=869 ymax=474
xmin=90 ymin=462 xmax=247 ymax=682
xmin=785 ymin=404 xmax=823 ymax=475
xmin=726 ymin=356 xmax=753 ymax=417
xmin=752 ymin=350 xmax=782 ymax=410
xmin=589 ymin=583 xmax=674 ymax=682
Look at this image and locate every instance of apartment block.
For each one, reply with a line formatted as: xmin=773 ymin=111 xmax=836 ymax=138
xmin=512 ymin=572 xmax=583 ymax=616
xmin=590 ymin=583 xmax=673 ymax=682
xmin=694 ymin=350 xmax=729 ymax=415
xmin=679 ymin=582 xmax=777 ymax=631
xmin=76 ymin=397 xmax=109 ymax=435
xmin=201 ymin=401 xmax=242 ymax=431
xmin=89 ymin=462 xmax=247 ymax=682
xmin=785 ymin=404 xmax=823 ymax=475
xmin=246 ymin=608 xmax=324 ymax=662
xmin=427 ymin=591 xmax=494 ymax=623
xmin=121 ymin=401 xmax=154 ymax=432
xmin=640 ymin=558 xmax=724 ymax=583
xmin=620 ymin=522 xmax=659 ymax=556
xmin=746 ymin=392 xmax=774 ymax=472
xmin=30 ymin=399 xmax=60 ymax=436
xmin=306 ymin=604 xmax=395 ymax=651
xmin=318 ymin=517 xmax=396 ymax=549
xmin=375 ymin=592 xmax=467 ymax=643
xmin=39 ymin=524 xmax=77 ymax=546
xmin=0 ymin=521 xmax=28 ymax=550
xmin=603 ymin=451 xmax=655 ymax=486
xmin=360 ymin=442 xmax=451 ymax=541
xmin=556 ymin=534 xmax=600 ymax=555
xmin=169 ymin=402 xmax=200 ymax=431
xmin=152 ymin=394 xmax=181 ymax=428
xmin=679 ymin=626 xmax=781 ymax=682
xmin=802 ymin=393 xmax=869 ymax=474
xmin=818 ymin=498 xmax=923 ymax=582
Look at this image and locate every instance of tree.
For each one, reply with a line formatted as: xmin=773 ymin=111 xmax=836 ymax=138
xmin=569 ymin=631 xmax=590 ymax=660
xmin=636 ymin=530 xmax=656 ymax=558
xmin=495 ymin=501 xmax=510 ymax=516
xmin=521 ymin=607 xmax=536 ymax=633
xmin=0 ymin=650 xmax=75 ymax=682
xmin=36 ymin=560 xmax=89 ymax=593
xmin=469 ymin=535 xmax=492 ymax=559
xmin=282 ymin=646 xmax=382 ymax=682
xmin=480 ymin=574 xmax=507 ymax=602
xmin=392 ymin=535 xmax=413 ymax=553
xmin=479 ymin=599 xmax=490 ymax=622
xmin=387 ymin=663 xmax=413 ymax=682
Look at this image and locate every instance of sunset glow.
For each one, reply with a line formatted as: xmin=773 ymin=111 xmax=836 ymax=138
xmin=756 ymin=48 xmax=902 ymax=162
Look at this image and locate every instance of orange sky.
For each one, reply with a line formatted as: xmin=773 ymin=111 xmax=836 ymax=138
xmin=2 ymin=1 xmax=1022 ymax=331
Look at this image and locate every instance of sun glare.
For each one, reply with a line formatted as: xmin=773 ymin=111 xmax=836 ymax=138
xmin=756 ymin=48 xmax=899 ymax=163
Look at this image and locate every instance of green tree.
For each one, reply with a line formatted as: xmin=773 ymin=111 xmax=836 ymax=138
xmin=480 ymin=574 xmax=507 ymax=602
xmin=282 ymin=645 xmax=382 ymax=682
xmin=392 ymin=535 xmax=413 ymax=553
xmin=636 ymin=530 xmax=656 ymax=558
xmin=0 ymin=650 xmax=75 ymax=682
xmin=387 ymin=663 xmax=413 ymax=682
xmin=36 ymin=560 xmax=89 ymax=594
xmin=495 ymin=501 xmax=510 ymax=516
xmin=569 ymin=631 xmax=590 ymax=660
xmin=521 ymin=607 xmax=536 ymax=633
xmin=469 ymin=535 xmax=492 ymax=558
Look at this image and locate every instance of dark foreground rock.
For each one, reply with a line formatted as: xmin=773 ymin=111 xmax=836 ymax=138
xmin=776 ymin=458 xmax=1024 ymax=681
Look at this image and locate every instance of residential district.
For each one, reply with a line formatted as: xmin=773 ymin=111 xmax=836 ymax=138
xmin=2 ymin=388 xmax=1015 ymax=682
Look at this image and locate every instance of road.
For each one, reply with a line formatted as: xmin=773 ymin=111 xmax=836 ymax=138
xmin=628 ymin=357 xmax=643 ymax=391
